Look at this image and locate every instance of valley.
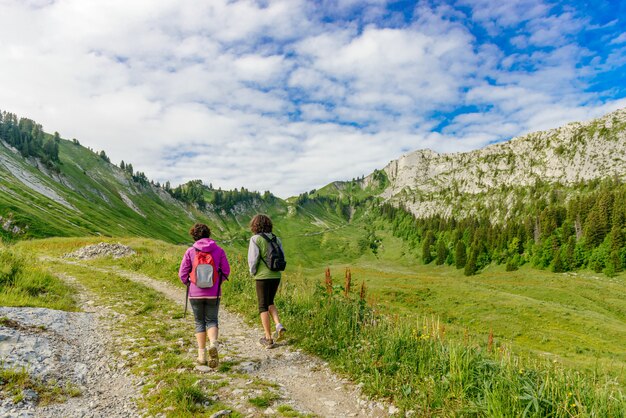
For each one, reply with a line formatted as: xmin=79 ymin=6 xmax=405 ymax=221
xmin=1 ymin=107 xmax=626 ymax=416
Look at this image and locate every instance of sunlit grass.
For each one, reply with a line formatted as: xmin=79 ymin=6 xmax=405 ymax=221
xmin=13 ymin=236 xmax=626 ymax=416
xmin=0 ymin=366 xmax=81 ymax=405
xmin=0 ymin=244 xmax=77 ymax=311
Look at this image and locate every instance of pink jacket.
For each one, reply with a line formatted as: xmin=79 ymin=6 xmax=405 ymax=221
xmin=179 ymin=238 xmax=230 ymax=298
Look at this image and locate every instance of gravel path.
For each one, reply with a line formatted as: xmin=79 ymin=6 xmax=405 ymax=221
xmin=0 ymin=274 xmax=140 ymax=418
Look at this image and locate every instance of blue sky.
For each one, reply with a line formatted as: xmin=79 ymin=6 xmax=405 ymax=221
xmin=0 ymin=0 xmax=625 ymax=197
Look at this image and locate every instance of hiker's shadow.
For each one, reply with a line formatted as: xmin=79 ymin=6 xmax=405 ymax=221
xmin=273 ymin=338 xmax=292 ymax=348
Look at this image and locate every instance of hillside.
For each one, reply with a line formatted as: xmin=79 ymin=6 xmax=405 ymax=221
xmin=0 ymin=119 xmax=285 ymax=243
xmin=299 ymin=108 xmax=626 ymax=278
xmin=362 ymin=107 xmax=626 ymax=221
xmin=4 ymin=107 xmax=626 ymax=240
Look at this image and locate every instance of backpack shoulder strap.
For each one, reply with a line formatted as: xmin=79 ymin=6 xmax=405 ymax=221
xmin=258 ymin=233 xmax=277 ymax=243
xmin=255 ymin=234 xmax=271 ymax=268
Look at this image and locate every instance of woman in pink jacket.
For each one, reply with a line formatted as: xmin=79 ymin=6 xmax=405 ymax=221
xmin=179 ymin=223 xmax=230 ymax=367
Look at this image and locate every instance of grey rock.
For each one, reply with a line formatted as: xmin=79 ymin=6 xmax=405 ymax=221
xmin=21 ymin=389 xmax=38 ymax=402
xmin=377 ymin=107 xmax=626 ymax=222
xmin=236 ymin=361 xmax=259 ymax=373
xmin=0 ymin=306 xmax=140 ymax=418
xmin=63 ymin=243 xmax=136 ymax=260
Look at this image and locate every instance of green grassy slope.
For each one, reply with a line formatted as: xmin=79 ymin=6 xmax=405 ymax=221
xmin=273 ymin=210 xmax=626 ymax=378
xmin=19 ymin=217 xmax=626 ymax=383
xmin=1 ymin=135 xmax=366 ymax=247
xmin=0 ymin=138 xmax=271 ymax=243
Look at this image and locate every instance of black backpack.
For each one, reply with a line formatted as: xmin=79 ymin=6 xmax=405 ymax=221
xmin=259 ymin=233 xmax=287 ymax=271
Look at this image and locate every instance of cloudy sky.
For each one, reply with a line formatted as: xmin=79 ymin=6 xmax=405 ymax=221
xmin=1 ymin=0 xmax=625 ymax=197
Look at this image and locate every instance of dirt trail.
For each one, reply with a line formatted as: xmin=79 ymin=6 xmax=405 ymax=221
xmin=42 ymin=256 xmax=393 ymax=417
xmin=107 ymin=266 xmax=391 ymax=418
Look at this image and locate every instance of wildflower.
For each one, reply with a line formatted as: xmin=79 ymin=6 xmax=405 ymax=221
xmin=359 ymin=281 xmax=367 ymax=300
xmin=412 ymin=329 xmax=420 ymax=340
xmin=325 ymin=268 xmax=332 ymax=295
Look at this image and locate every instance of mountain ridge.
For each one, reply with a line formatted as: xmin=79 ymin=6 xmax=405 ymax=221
xmin=364 ymin=107 xmax=626 ymax=220
xmin=2 ymin=106 xmax=626 ymax=241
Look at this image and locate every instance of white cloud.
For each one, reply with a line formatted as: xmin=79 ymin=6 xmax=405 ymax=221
xmin=295 ymin=23 xmax=478 ymax=123
xmin=0 ymin=0 xmax=623 ymax=198
xmin=457 ymin=0 xmax=550 ymax=33
xmin=233 ymin=54 xmax=288 ymax=83
xmin=610 ymin=33 xmax=626 ymax=45
xmin=299 ymin=103 xmax=335 ymax=121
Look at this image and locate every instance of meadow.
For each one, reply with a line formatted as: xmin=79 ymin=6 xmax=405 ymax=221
xmin=10 ymin=235 xmax=625 ymax=416
xmin=275 ymin=215 xmax=626 ymax=381
xmin=320 ymin=233 xmax=626 ymax=381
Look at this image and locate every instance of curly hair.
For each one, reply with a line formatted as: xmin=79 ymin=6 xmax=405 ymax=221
xmin=189 ymin=223 xmax=211 ymax=241
xmin=249 ymin=214 xmax=273 ymax=234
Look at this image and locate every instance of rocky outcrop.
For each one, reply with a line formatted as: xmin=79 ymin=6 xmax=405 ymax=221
xmin=374 ymin=107 xmax=626 ymax=219
xmin=63 ymin=243 xmax=136 ymax=260
xmin=118 ymin=192 xmax=145 ymax=217
xmin=0 ymin=214 xmax=27 ymax=235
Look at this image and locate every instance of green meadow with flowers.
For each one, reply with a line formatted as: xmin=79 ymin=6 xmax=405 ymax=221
xmin=12 ymin=233 xmax=624 ymax=416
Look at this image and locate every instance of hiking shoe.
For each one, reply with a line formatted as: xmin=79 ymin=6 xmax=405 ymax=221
xmin=208 ymin=343 xmax=219 ymax=369
xmin=258 ymin=337 xmax=275 ymax=349
xmin=272 ymin=325 xmax=286 ymax=342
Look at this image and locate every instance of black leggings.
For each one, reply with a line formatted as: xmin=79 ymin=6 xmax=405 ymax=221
xmin=256 ymin=279 xmax=281 ymax=313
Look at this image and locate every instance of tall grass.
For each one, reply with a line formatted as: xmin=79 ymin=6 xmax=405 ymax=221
xmin=221 ymin=259 xmax=626 ymax=416
xmin=0 ymin=245 xmax=76 ymax=311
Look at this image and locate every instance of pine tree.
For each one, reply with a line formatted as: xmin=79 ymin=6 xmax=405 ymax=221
xmin=609 ymin=224 xmax=624 ymax=253
xmin=597 ymin=189 xmax=614 ymax=236
xmin=98 ymin=150 xmax=110 ymax=162
xmin=539 ymin=207 xmax=558 ymax=240
xmin=505 ymin=256 xmax=519 ymax=271
xmin=422 ymin=230 xmax=435 ymax=264
xmin=584 ymin=207 xmax=604 ymax=248
xmin=436 ymin=239 xmax=447 ymax=265
xmin=563 ymin=236 xmax=576 ymax=271
xmin=551 ymin=250 xmax=565 ymax=273
xmin=42 ymin=138 xmax=59 ymax=162
xmin=464 ymin=246 xmax=478 ymax=276
xmin=455 ymin=241 xmax=467 ymax=269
